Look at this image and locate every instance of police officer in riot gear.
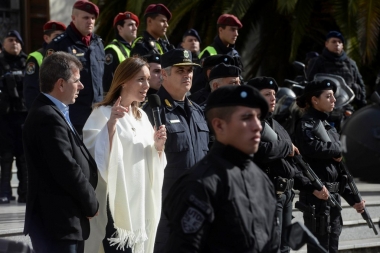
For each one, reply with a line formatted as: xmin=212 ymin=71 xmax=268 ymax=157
xmin=0 ymin=30 xmax=28 ymax=204
xmin=248 ymin=77 xmax=328 ymax=253
xmin=294 ymin=80 xmax=366 ymax=253
xmin=164 ymin=85 xmax=279 ymax=252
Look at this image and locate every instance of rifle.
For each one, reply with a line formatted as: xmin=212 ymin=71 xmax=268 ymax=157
xmin=293 ymin=155 xmax=342 ymax=211
xmin=340 ymin=162 xmax=378 ymax=235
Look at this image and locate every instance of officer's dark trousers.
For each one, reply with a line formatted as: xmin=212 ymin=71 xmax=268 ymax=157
xmin=300 ymin=192 xmax=342 ymax=253
xmin=0 ymin=113 xmax=27 ymax=200
xmin=276 ymin=190 xmax=294 ymax=253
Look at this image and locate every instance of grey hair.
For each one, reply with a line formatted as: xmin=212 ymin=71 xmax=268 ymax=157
xmin=163 ymin=66 xmax=172 ymax=76
xmin=40 ymin=51 xmax=83 ymax=93
xmin=209 ymin=78 xmax=223 ymax=91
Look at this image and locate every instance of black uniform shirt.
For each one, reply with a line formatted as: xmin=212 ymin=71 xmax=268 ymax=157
xmin=130 ymin=31 xmax=172 ymax=56
xmin=164 ymin=141 xmax=279 ymax=253
xmin=23 ymin=47 xmax=45 ymax=109
xmin=255 ymin=115 xmax=314 ymax=192
xmin=103 ymin=35 xmax=131 ymax=92
xmin=143 ymin=86 xmax=209 ymax=198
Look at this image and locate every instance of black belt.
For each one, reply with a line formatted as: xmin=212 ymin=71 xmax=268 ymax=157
xmin=275 ymin=177 xmax=294 ymax=195
xmin=325 ymin=182 xmax=339 ymax=193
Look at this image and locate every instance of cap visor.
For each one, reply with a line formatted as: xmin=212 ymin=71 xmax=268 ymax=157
xmin=172 ymin=62 xmax=201 ymax=67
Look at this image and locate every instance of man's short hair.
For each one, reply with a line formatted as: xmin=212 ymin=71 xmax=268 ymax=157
xmin=40 ymin=52 xmax=83 ymax=93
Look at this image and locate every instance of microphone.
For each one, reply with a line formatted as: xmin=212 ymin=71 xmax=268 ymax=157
xmin=148 ymin=94 xmax=162 ymax=128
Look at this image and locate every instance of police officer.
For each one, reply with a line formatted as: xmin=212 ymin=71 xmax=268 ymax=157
xmin=103 ymin=12 xmax=139 ymax=92
xmin=248 ymin=77 xmax=328 ymax=253
xmin=189 ymin=54 xmax=235 ymax=103
xmin=200 ymin=63 xmax=241 ymax=108
xmin=140 ymin=53 xmax=162 ymax=108
xmin=143 ymin=48 xmax=209 ymax=253
xmin=45 ymin=0 xmax=105 ymax=135
xmin=130 ymin=4 xmax=173 ymax=56
xmin=164 ymin=85 xmax=279 ymax=252
xmin=307 ymin=31 xmax=367 ymax=130
xmin=180 ymin=29 xmax=201 ymax=65
xmin=199 ymin=14 xmax=243 ymax=71
xmin=0 ymin=30 xmax=28 ymax=204
xmin=294 ymin=80 xmax=366 ymax=253
xmin=23 ymin=21 xmax=66 ymax=109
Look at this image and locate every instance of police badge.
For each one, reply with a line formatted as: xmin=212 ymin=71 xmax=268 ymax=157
xmin=181 ymin=207 xmax=205 ymax=234
xmin=183 ymin=50 xmax=190 ymax=59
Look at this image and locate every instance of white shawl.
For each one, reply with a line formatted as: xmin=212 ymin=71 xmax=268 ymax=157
xmin=83 ymin=106 xmax=166 ymax=253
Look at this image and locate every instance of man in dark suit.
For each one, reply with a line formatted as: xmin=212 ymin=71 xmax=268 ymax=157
xmin=22 ymin=51 xmax=99 ymax=253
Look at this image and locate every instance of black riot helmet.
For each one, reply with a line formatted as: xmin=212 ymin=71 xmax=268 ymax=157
xmin=341 ymin=96 xmax=380 ymax=183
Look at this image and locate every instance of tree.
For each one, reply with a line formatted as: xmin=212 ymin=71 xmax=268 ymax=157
xmin=93 ymin=0 xmax=380 ymax=92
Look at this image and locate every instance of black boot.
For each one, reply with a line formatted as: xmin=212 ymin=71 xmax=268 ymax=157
xmin=0 ymin=152 xmax=14 ymax=204
xmin=16 ymin=155 xmax=28 ymax=203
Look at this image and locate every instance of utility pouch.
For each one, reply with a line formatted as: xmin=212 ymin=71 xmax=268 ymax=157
xmin=5 ymin=74 xmax=19 ymax=98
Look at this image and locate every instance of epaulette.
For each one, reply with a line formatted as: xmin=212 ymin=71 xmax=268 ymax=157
xmin=52 ymin=33 xmax=67 ymax=43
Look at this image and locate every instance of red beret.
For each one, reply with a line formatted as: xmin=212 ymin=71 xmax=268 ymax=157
xmin=113 ymin=12 xmax=139 ymax=27
xmin=217 ymin=14 xmax=243 ymax=29
xmin=73 ymin=0 xmax=99 ymax=18
xmin=43 ymin=21 xmax=67 ymax=32
xmin=144 ymin=3 xmax=171 ymax=21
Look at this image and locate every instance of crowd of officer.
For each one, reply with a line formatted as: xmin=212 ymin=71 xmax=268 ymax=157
xmin=0 ymin=0 xmax=374 ymax=253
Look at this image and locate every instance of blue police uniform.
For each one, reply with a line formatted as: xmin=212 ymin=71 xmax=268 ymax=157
xmin=131 ymin=31 xmax=173 ymax=56
xmin=143 ymin=85 xmax=209 ymax=253
xmin=45 ymin=25 xmax=105 ymax=133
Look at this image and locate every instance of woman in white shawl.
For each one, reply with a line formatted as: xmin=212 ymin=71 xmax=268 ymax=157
xmin=83 ymin=57 xmax=167 ymax=253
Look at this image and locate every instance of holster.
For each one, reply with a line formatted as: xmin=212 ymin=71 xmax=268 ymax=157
xmin=303 ymin=211 xmax=317 ymax=233
xmin=274 ymin=177 xmax=294 ymax=195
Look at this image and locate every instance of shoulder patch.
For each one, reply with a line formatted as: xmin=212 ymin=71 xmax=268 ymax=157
xmin=52 ymin=33 xmax=66 ymax=43
xmin=181 ymin=207 xmax=205 ymax=234
xmin=26 ymin=62 xmax=36 ymax=75
xmin=105 ymin=53 xmax=113 ymax=65
xmin=46 ymin=49 xmax=55 ymax=57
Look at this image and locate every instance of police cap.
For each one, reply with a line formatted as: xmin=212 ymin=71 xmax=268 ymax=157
xmin=246 ymin=77 xmax=279 ymax=92
xmin=205 ymin=85 xmax=268 ymax=120
xmin=304 ymin=79 xmax=337 ymax=95
xmin=143 ymin=54 xmax=161 ymax=64
xmin=73 ymin=0 xmax=99 ymax=18
xmin=144 ymin=3 xmax=172 ymax=21
xmin=209 ymin=63 xmax=241 ymax=82
xmin=202 ymin=54 xmax=235 ymax=69
xmin=113 ymin=12 xmax=139 ymax=27
xmin=161 ymin=49 xmax=200 ymax=68
xmin=183 ymin=28 xmax=201 ymax=43
xmin=326 ymin=31 xmax=344 ymax=44
xmin=43 ymin=21 xmax=67 ymax=32
xmin=5 ymin=30 xmax=23 ymax=46
xmin=217 ymin=14 xmax=243 ymax=29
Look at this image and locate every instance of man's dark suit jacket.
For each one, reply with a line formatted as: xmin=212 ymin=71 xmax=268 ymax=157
xmin=23 ymin=93 xmax=98 ymax=241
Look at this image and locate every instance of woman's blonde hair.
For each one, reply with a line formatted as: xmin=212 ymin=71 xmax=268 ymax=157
xmin=95 ymin=56 xmax=149 ymax=119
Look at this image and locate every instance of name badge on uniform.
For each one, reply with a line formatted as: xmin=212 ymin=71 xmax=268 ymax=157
xmin=11 ymin=70 xmax=23 ymax=76
xmin=170 ymin=119 xmax=180 ymax=124
xmin=76 ymin=53 xmax=85 ymax=57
